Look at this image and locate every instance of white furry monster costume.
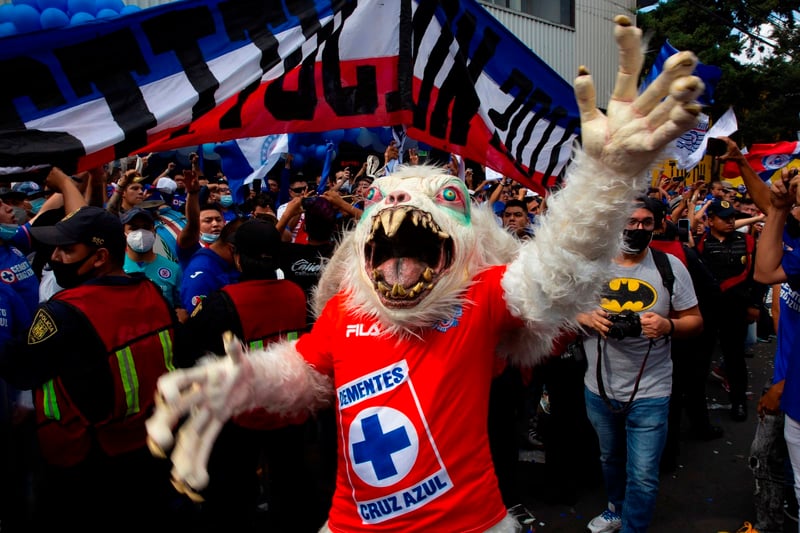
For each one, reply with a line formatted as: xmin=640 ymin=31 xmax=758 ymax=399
xmin=147 ymin=16 xmax=704 ymax=533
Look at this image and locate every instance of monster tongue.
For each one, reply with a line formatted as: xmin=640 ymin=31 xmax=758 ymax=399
xmin=378 ymin=257 xmax=427 ymax=287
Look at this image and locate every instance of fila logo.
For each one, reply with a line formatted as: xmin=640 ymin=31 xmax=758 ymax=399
xmin=346 ymin=324 xmax=381 ymax=338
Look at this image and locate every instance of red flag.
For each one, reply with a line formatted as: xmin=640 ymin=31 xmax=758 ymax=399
xmin=723 ymin=141 xmax=800 ymax=180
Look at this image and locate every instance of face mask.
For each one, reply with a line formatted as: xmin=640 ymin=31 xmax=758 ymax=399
xmin=0 ymin=224 xmax=19 ymax=241
xmin=50 ymin=252 xmax=96 ymax=289
xmin=200 ymin=232 xmax=219 ymax=244
xmin=622 ymin=229 xmax=653 ymax=254
xmin=126 ymin=229 xmax=156 ymax=253
xmin=219 ymin=195 xmax=234 ymax=207
xmin=29 ymin=197 xmax=45 ymax=215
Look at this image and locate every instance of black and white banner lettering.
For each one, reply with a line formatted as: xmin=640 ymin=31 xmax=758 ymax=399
xmin=0 ymin=0 xmax=580 ymax=193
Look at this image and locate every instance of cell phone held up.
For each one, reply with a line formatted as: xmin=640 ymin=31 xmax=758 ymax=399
xmin=252 ymin=178 xmax=262 ymax=194
xmin=677 ymin=218 xmax=690 ymax=243
xmin=705 ymin=137 xmax=727 ymax=157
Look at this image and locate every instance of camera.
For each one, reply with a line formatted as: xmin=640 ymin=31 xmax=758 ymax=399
xmin=606 ymin=310 xmax=642 ymax=340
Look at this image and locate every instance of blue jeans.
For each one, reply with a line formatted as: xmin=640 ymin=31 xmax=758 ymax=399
xmin=584 ymin=388 xmax=669 ymax=533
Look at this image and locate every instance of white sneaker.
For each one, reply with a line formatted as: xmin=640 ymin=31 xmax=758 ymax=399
xmin=587 ymin=509 xmax=622 ymax=533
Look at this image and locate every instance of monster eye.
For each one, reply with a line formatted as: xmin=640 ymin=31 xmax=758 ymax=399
xmin=364 ymin=186 xmax=383 ymax=208
xmin=434 ymin=185 xmax=469 ymax=218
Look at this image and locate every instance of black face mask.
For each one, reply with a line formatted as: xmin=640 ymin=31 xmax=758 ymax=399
xmin=622 ymin=229 xmax=653 ymax=254
xmin=50 ymin=251 xmax=96 ymax=289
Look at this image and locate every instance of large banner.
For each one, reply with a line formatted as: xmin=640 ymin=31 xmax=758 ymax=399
xmin=0 ymin=0 xmax=580 ymax=194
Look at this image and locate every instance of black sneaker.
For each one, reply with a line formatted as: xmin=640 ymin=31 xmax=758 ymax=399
xmin=731 ymin=403 xmax=747 ymax=422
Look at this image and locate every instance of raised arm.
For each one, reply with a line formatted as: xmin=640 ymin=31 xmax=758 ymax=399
xmin=503 ymin=15 xmax=703 ymax=360
xmin=754 ymin=168 xmax=799 ymax=284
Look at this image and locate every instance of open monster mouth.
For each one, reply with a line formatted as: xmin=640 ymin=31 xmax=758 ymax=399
xmin=365 ymin=206 xmax=454 ymax=308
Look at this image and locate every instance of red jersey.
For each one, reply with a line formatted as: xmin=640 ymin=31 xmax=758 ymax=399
xmin=297 ymin=266 xmax=522 ymax=532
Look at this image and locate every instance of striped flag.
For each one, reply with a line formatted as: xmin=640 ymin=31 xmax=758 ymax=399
xmin=0 ymin=0 xmax=580 ymax=195
xmin=673 ymin=107 xmax=738 ymax=171
xmin=214 ymin=134 xmax=289 ymax=203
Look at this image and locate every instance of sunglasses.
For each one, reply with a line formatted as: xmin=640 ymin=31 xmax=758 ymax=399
xmin=290 ymin=186 xmax=308 ymax=193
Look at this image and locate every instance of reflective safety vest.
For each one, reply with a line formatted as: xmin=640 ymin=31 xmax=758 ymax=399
xmin=221 ymin=279 xmax=308 ymax=429
xmin=221 ymin=279 xmax=308 ymax=350
xmin=35 ymin=280 xmax=176 ymax=467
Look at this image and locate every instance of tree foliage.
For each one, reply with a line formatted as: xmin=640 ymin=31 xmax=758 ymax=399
xmin=638 ymin=0 xmax=800 ymax=145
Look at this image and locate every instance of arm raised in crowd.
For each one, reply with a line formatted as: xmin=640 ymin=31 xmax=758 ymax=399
xmin=177 ymin=170 xmax=201 ymax=250
xmin=754 ymin=168 xmax=799 ymax=284
xmin=503 ymin=15 xmax=703 ymax=366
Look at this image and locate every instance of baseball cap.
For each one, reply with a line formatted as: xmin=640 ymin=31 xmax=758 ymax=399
xmin=707 ymin=198 xmax=736 ymax=218
xmin=233 ymin=219 xmax=282 ymax=260
xmin=669 ymin=196 xmax=684 ymax=212
xmin=30 ymin=206 xmax=126 ymax=255
xmin=120 ymin=207 xmax=154 ymax=226
xmin=720 ymin=180 xmax=737 ymax=192
xmin=11 ymin=181 xmax=42 ymax=198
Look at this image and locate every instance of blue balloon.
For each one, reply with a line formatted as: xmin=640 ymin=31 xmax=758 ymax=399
xmin=12 ymin=4 xmax=42 ymax=33
xmin=315 ymin=145 xmax=328 ymax=160
xmin=40 ymin=6 xmax=69 ymax=28
xmin=12 ymin=0 xmax=38 ymax=8
xmin=325 ymin=129 xmax=345 ymax=145
xmin=0 ymin=21 xmax=17 ymax=36
xmin=67 ymin=0 xmax=95 ymax=15
xmin=0 ymin=4 xmax=17 ymax=23
xmin=37 ymin=0 xmax=67 ymax=12
xmin=291 ymin=153 xmax=305 ymax=168
xmin=118 ymin=5 xmax=139 ymax=15
xmin=95 ymin=0 xmax=122 ymax=12
xmin=96 ymin=7 xmax=116 ymax=18
xmin=69 ymin=10 xmax=93 ymax=24
xmin=343 ymin=128 xmax=360 ymax=144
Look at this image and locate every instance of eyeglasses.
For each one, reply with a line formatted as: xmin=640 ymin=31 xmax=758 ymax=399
xmin=290 ymin=186 xmax=307 ymax=194
xmin=625 ymin=217 xmax=655 ymax=230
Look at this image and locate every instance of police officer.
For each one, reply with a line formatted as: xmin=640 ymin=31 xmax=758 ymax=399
xmin=696 ymin=198 xmax=761 ymax=422
xmin=0 ymin=206 xmax=187 ymax=532
xmin=175 ymin=218 xmax=311 ymax=531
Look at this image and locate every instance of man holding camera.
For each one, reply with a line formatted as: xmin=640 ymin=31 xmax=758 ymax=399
xmin=577 ymin=196 xmax=702 ymax=533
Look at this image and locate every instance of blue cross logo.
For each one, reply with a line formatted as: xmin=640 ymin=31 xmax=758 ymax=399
xmin=353 ymin=413 xmax=411 ymax=481
xmin=0 ymin=271 xmax=14 ymax=283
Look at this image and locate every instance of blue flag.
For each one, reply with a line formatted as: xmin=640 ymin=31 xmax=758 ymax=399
xmin=642 ymin=40 xmax=721 ymax=106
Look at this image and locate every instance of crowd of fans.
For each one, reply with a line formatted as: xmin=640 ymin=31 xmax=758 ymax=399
xmin=0 ymin=134 xmax=797 ymax=533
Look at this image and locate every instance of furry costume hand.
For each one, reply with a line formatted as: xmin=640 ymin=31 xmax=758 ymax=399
xmin=501 ymin=16 xmax=705 ymax=367
xmin=146 ymin=332 xmax=332 ymax=498
xmin=576 ymin=15 xmax=703 ymax=177
xmin=146 ymin=332 xmax=255 ymax=498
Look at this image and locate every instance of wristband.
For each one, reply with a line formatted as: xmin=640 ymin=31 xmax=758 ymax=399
xmin=667 ymin=318 xmax=675 ymax=337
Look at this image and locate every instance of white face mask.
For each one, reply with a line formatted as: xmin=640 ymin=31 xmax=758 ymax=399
xmin=126 ymin=229 xmax=156 ymax=253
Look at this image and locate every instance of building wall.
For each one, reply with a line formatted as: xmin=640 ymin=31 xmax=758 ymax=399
xmin=482 ymin=0 xmax=637 ymax=109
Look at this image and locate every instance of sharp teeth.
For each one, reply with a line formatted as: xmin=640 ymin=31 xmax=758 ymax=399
xmin=426 ymin=283 xmax=434 ymax=290
xmin=372 ymin=269 xmax=382 ymax=281
xmin=411 ymin=211 xmax=421 ymax=226
xmin=422 ymin=268 xmax=433 ymax=282
xmin=438 ymin=231 xmax=450 ymax=239
xmin=412 ymin=281 xmax=425 ymax=293
xmin=391 ymin=283 xmax=407 ymax=297
xmin=377 ymin=281 xmax=391 ymax=296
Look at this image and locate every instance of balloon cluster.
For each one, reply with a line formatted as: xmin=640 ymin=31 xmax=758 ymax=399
xmin=0 ymin=0 xmax=140 ymax=36
xmin=288 ymin=127 xmax=396 ymax=168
